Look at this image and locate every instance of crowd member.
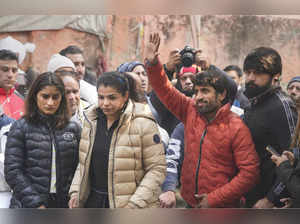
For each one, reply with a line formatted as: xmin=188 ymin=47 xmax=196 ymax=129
xmin=69 ymin=72 xmax=166 ymax=208
xmin=124 ymin=72 xmax=169 ymax=149
xmin=224 ymin=65 xmax=249 ymax=110
xmin=0 ymin=36 xmax=36 ymax=98
xmin=242 ymin=47 xmax=298 ymax=208
xmin=287 ymin=76 xmax=300 ymax=106
xmin=117 ymin=61 xmax=149 ymax=94
xmin=47 ymin=53 xmax=97 ymax=105
xmin=4 ymin=72 xmax=81 ymax=208
xmin=56 ymin=70 xmax=90 ymax=127
xmin=0 ymin=49 xmax=24 ymax=120
xmin=145 ymin=33 xmax=259 ymax=208
xmin=59 ymin=45 xmax=97 ymax=86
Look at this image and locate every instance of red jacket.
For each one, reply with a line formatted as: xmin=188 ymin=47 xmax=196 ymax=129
xmin=147 ymin=61 xmax=259 ymax=208
xmin=0 ymin=88 xmax=24 ymax=120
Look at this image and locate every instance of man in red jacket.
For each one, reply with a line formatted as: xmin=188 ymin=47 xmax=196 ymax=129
xmin=0 ymin=50 xmax=24 ymax=120
xmin=144 ymin=33 xmax=260 ymax=208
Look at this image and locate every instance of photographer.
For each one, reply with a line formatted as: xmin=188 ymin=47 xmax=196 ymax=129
xmin=149 ymin=46 xmax=207 ymax=135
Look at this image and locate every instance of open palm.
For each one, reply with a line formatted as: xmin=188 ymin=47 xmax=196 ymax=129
xmin=145 ymin=33 xmax=161 ymax=64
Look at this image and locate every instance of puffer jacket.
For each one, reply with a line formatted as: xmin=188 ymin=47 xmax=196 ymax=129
xmin=4 ymin=117 xmax=81 ymax=208
xmin=69 ymin=100 xmax=166 ymax=208
xmin=147 ymin=60 xmax=260 ymax=208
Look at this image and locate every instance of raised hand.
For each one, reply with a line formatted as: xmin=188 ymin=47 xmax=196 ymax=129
xmin=145 ymin=33 xmax=161 ymax=65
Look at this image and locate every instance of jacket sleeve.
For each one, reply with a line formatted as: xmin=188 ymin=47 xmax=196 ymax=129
xmin=266 ymin=95 xmax=297 ymax=203
xmin=127 ymin=118 xmax=166 ymax=208
xmin=146 ymin=60 xmax=192 ymax=124
xmin=207 ymin=122 xmax=260 ymax=207
xmin=276 ymin=161 xmax=300 ymax=204
xmin=161 ymin=122 xmax=184 ymax=192
xmin=4 ymin=120 xmax=44 ymax=208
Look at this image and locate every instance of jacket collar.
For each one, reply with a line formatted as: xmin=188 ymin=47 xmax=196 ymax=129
xmin=248 ymin=86 xmax=281 ymax=106
xmin=85 ymin=99 xmax=135 ymax=123
xmin=0 ymin=87 xmax=15 ymax=96
xmin=197 ymin=103 xmax=231 ymax=124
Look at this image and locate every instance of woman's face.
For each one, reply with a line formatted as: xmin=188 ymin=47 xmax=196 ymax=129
xmin=98 ymin=85 xmax=128 ymax=118
xmin=37 ymin=85 xmax=62 ymax=115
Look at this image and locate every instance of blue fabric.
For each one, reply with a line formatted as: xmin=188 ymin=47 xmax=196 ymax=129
xmin=0 ymin=114 xmax=15 ymax=130
xmin=162 ymin=122 xmax=184 ymax=192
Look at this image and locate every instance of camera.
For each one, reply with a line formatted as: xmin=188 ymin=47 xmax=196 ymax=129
xmin=180 ymin=45 xmax=197 ymax=67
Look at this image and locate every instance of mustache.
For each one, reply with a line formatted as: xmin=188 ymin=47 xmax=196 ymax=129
xmin=196 ymin=99 xmax=208 ymax=104
xmin=246 ymin=81 xmax=259 ymax=88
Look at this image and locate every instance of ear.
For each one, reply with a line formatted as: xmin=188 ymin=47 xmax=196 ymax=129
xmin=272 ymin=73 xmax=280 ymax=82
xmin=125 ymin=91 xmax=129 ymax=101
xmin=218 ymin=89 xmax=227 ymax=102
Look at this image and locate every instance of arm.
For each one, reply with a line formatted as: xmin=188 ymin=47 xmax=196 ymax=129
xmin=276 ymin=161 xmax=300 ymax=203
xmin=126 ymin=118 xmax=166 ymax=208
xmin=265 ymin=98 xmax=297 ymax=205
xmin=207 ymin=123 xmax=260 ymax=207
xmin=146 ymin=60 xmax=192 ymax=124
xmin=161 ymin=123 xmax=184 ymax=192
xmin=4 ymin=120 xmax=44 ymax=208
xmin=145 ymin=33 xmax=192 ymax=124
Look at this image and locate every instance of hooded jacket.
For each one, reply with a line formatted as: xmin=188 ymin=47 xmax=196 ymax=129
xmin=69 ymin=100 xmax=166 ymax=208
xmin=147 ymin=60 xmax=260 ymax=207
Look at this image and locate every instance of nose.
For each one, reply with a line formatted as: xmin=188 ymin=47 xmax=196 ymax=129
xmin=6 ymin=69 xmax=14 ymax=79
xmin=246 ymin=71 xmax=256 ymax=82
xmin=103 ymin=97 xmax=110 ymax=106
xmin=47 ymin=97 xmax=55 ymax=106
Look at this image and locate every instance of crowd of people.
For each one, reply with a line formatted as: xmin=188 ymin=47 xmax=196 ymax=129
xmin=0 ymin=32 xmax=299 ymax=209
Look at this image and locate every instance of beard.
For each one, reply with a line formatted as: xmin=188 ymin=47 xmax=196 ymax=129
xmin=195 ymin=99 xmax=219 ymax=115
xmin=182 ymin=88 xmax=194 ymax=97
xmin=244 ymin=79 xmax=272 ymax=99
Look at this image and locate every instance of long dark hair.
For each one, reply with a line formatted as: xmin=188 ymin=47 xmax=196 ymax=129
xmin=25 ymin=72 xmax=69 ymax=129
xmin=97 ymin=71 xmax=140 ymax=102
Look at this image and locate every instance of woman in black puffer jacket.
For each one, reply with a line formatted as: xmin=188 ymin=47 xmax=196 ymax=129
xmin=4 ymin=72 xmax=81 ymax=208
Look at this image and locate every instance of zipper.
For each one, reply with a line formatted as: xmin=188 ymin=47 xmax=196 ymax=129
xmin=79 ymin=113 xmax=94 ymax=202
xmin=194 ymin=126 xmax=208 ymax=195
xmin=111 ymin=115 xmax=127 ymax=208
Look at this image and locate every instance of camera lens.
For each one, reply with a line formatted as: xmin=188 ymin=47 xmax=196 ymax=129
xmin=181 ymin=52 xmax=194 ymax=67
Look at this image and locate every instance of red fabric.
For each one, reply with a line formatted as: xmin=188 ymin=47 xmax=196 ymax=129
xmin=147 ymin=61 xmax=260 ymax=208
xmin=0 ymin=88 xmax=24 ymax=120
xmin=179 ymin=66 xmax=197 ymax=77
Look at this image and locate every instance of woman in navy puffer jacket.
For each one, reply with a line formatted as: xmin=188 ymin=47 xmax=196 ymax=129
xmin=4 ymin=72 xmax=81 ymax=208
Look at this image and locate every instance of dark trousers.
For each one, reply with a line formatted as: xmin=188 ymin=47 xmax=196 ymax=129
xmin=84 ymin=189 xmax=109 ymax=208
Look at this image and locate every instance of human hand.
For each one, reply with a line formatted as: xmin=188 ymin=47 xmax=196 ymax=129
xmin=68 ymin=195 xmax=79 ymax=209
xmin=283 ymin=151 xmax=295 ymax=166
xmin=195 ymin=50 xmax=210 ymax=71
xmin=271 ymin=153 xmax=289 ymax=167
xmin=280 ymin=197 xmax=293 ymax=208
xmin=145 ymin=33 xmax=161 ymax=65
xmin=165 ymin=50 xmax=181 ymax=72
xmin=195 ymin=193 xmax=209 ymax=208
xmin=159 ymin=191 xmax=176 ymax=208
xmin=253 ymin=197 xmax=274 ymax=208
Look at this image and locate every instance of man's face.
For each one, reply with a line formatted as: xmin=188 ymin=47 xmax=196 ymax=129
xmin=179 ymin=72 xmax=194 ymax=92
xmin=62 ymin=76 xmax=80 ymax=115
xmin=132 ymin=65 xmax=148 ymax=93
xmin=287 ymin=82 xmax=300 ymax=103
xmin=244 ymin=69 xmax=273 ymax=98
xmin=0 ymin=59 xmax=18 ymax=92
xmin=66 ymin=53 xmax=85 ymax=80
xmin=194 ymin=85 xmax=223 ymax=116
xmin=226 ymin=70 xmax=241 ymax=86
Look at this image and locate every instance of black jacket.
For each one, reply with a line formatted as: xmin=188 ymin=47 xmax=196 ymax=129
xmin=276 ymin=160 xmax=300 ymax=208
xmin=4 ymin=117 xmax=81 ymax=208
xmin=244 ymin=87 xmax=297 ymax=207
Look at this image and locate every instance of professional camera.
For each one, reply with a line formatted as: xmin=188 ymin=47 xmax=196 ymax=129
xmin=180 ymin=45 xmax=197 ymax=67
